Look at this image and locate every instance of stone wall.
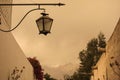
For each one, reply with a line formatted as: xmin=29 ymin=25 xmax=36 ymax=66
xmin=0 ymin=1 xmax=34 ymax=80
xmin=91 ymin=53 xmax=106 ymax=80
xmin=91 ymin=18 xmax=120 ymax=80
xmin=106 ymin=18 xmax=120 ymax=80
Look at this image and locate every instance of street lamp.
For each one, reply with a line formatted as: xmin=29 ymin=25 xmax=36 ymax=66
xmin=36 ymin=12 xmax=53 ymax=35
xmin=0 ymin=3 xmax=65 ymax=35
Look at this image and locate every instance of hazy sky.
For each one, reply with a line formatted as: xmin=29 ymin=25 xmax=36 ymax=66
xmin=12 ymin=0 xmax=120 ymax=67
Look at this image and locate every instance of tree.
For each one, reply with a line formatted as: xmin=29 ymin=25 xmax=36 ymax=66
xmin=98 ymin=32 xmax=106 ymax=48
xmin=28 ymin=57 xmax=43 ymax=80
xmin=64 ymin=74 xmax=73 ymax=80
xmin=95 ymin=32 xmax=106 ymax=63
xmin=64 ymin=32 xmax=106 ymax=80
xmin=44 ymin=73 xmax=57 ymax=80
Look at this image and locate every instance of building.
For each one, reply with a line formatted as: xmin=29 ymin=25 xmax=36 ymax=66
xmin=91 ymin=53 xmax=106 ymax=80
xmin=91 ymin=18 xmax=120 ymax=80
xmin=106 ymin=18 xmax=120 ymax=80
xmin=0 ymin=0 xmax=34 ymax=80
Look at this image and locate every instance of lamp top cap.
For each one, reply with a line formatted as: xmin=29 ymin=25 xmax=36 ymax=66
xmin=41 ymin=12 xmax=49 ymax=16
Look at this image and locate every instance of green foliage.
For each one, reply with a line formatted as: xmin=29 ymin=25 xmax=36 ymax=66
xmin=64 ymin=74 xmax=72 ymax=80
xmin=44 ymin=73 xmax=57 ymax=80
xmin=98 ymin=32 xmax=106 ymax=48
xmin=64 ymin=32 xmax=106 ymax=80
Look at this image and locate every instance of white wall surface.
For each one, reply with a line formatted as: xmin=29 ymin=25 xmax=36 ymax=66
xmin=0 ymin=31 xmax=34 ymax=80
xmin=0 ymin=0 xmax=34 ymax=80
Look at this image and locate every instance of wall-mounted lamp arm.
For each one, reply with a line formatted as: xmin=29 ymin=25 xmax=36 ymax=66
xmin=0 ymin=3 xmax=65 ymax=32
xmin=0 ymin=8 xmax=43 ymax=32
xmin=0 ymin=3 xmax=65 ymax=6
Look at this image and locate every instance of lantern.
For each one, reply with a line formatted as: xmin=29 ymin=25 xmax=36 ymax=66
xmin=36 ymin=12 xmax=53 ymax=35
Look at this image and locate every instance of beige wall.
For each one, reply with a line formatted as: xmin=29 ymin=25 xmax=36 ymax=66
xmin=106 ymin=18 xmax=120 ymax=80
xmin=92 ymin=18 xmax=120 ymax=80
xmin=91 ymin=53 xmax=107 ymax=80
xmin=0 ymin=0 xmax=34 ymax=80
xmin=0 ymin=32 xmax=34 ymax=80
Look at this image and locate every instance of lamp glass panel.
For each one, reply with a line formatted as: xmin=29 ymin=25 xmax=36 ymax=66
xmin=36 ymin=18 xmax=43 ymax=32
xmin=44 ymin=18 xmax=53 ymax=32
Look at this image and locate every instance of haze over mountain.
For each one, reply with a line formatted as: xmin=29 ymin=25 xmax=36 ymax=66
xmin=43 ymin=63 xmax=79 ymax=80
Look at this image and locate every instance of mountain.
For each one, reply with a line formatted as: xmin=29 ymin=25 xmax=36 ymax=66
xmin=43 ymin=63 xmax=79 ymax=80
